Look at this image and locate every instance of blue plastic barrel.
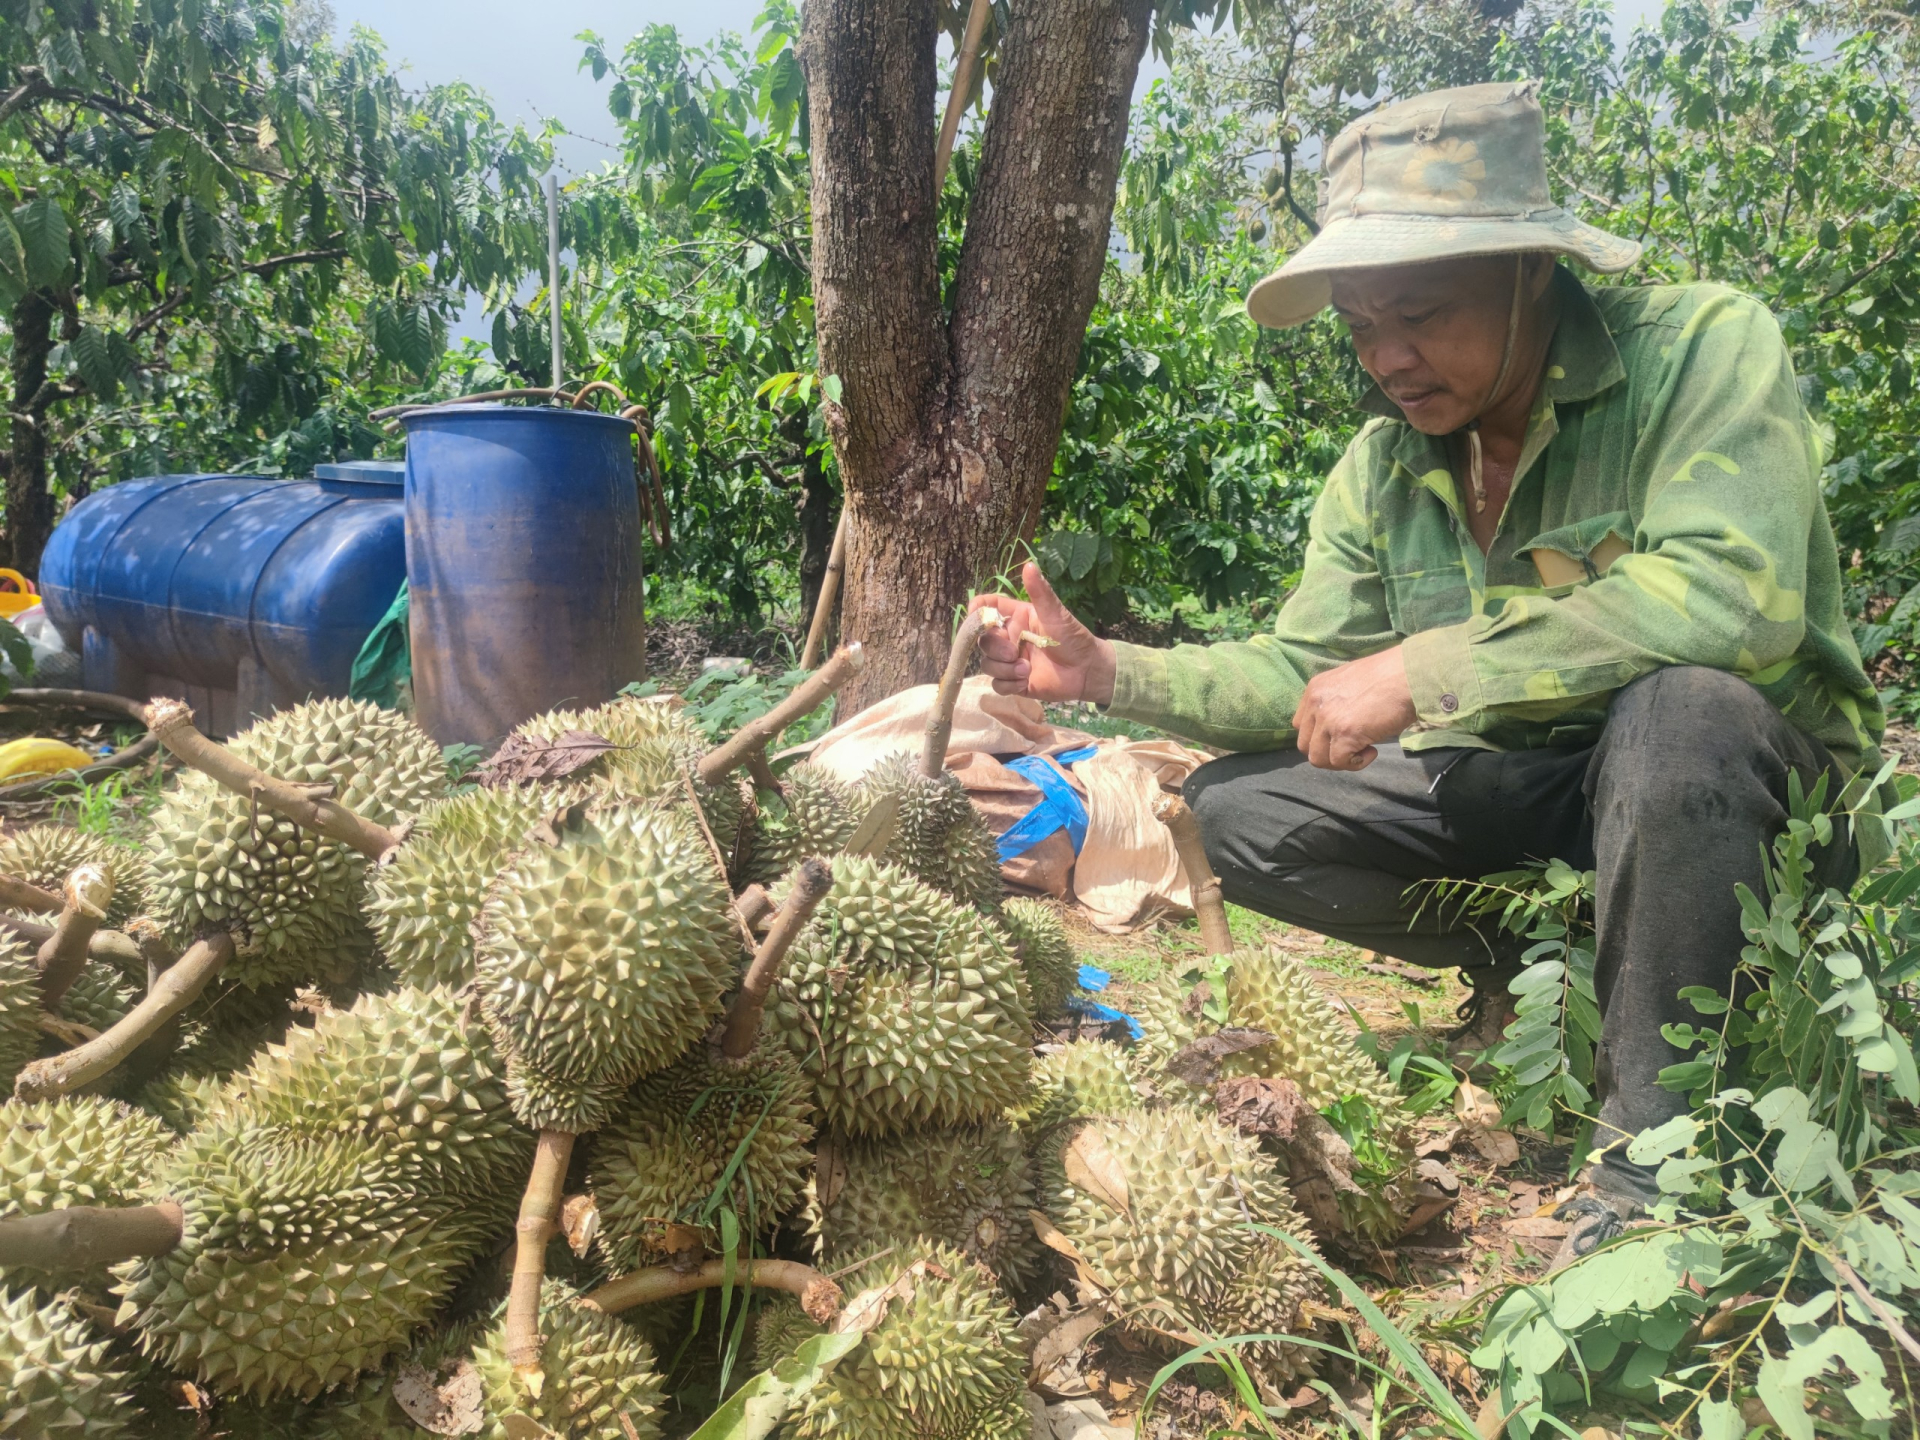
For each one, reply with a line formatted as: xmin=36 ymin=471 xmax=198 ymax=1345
xmin=40 ymin=471 xmax=406 ymax=736
xmin=400 ymin=404 xmax=646 ymax=746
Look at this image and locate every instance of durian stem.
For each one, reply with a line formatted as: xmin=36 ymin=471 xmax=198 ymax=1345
xmin=921 ymin=609 xmax=988 ymax=779
xmin=0 ymin=1201 xmax=183 ymax=1270
xmin=696 ymin=643 xmax=866 ymax=785
xmin=721 ymin=856 xmax=834 ymax=1059
xmin=0 ymin=871 xmax=61 ymax=914
xmin=142 ymin=698 xmax=404 ymax=862
xmin=14 ymin=933 xmax=233 ymax=1101
xmin=0 ymin=914 xmax=161 ymax=979
xmin=505 ymin=1128 xmax=576 ymax=1389
xmin=36 ymin=865 xmax=113 ymax=1010
xmin=584 ymin=1258 xmax=844 ymax=1326
xmin=1155 ymin=794 xmax=1235 ymax=956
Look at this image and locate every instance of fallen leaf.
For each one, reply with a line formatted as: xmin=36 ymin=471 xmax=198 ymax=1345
xmin=394 ymin=1359 xmax=485 ymax=1435
xmin=1062 ymin=1128 xmax=1131 ymax=1214
xmin=836 ymin=1259 xmax=932 ymax=1335
xmin=814 ymin=1136 xmax=847 ymax=1210
xmin=476 ymin=731 xmax=618 ymax=789
xmin=1029 ymin=1307 xmax=1109 ymax=1388
xmin=501 ymin=1417 xmax=556 ymax=1440
xmin=1416 ymin=1158 xmax=1461 ymax=1194
xmin=1504 ymin=1217 xmax=1571 ymax=1239
xmin=561 ymin=1194 xmax=599 ymax=1258
xmin=845 ymin=793 xmax=900 ymax=857
xmin=174 ymin=1381 xmax=212 ymax=1415
xmin=1164 ymin=1027 xmax=1274 ymax=1088
xmin=1214 ymin=1075 xmax=1308 ymax=1138
xmin=1285 ymin=1112 xmax=1365 ymax=1196
xmin=1416 ymin=1126 xmax=1462 ymax=1158
xmin=1454 ymin=1079 xmax=1503 ymax=1131
xmin=1467 ymin=1127 xmax=1521 ymax=1167
xmin=663 ymin=1223 xmax=706 ymax=1269
xmin=1030 ymin=1210 xmax=1111 ymax=1300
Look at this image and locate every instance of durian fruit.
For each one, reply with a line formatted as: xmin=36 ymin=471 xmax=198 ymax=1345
xmin=277 ymin=1319 xmax=481 ymax=1440
xmin=743 ymin=761 xmax=861 ymax=887
xmin=115 ymin=987 xmax=528 ymax=1400
xmin=810 ymin=1121 xmax=1041 ymax=1292
xmin=50 ymin=964 xmax=137 ymax=1035
xmin=0 ymin=1288 xmax=139 ymax=1437
xmin=1007 ymin=1039 xmax=1144 ymax=1133
xmin=475 ymin=803 xmax=738 ymax=1134
xmin=997 ymin=896 xmax=1077 ymax=1016
xmin=471 ymin=1279 xmax=665 ymax=1440
xmin=590 ymin=1035 xmax=815 ymax=1273
xmin=1036 ymin=1108 xmax=1322 ymax=1392
xmin=0 ymin=936 xmax=45 ymax=1086
xmin=133 ymin=981 xmax=304 ymax=1134
xmin=0 ymin=825 xmax=148 ymax=928
xmin=364 ymin=785 xmax=551 ymax=990
xmin=0 ymin=1097 xmax=172 ymax=1288
xmin=755 ymin=1241 xmax=1030 ymax=1440
xmin=143 ymin=700 xmax=444 ymax=985
xmin=767 ymin=856 xmax=1032 ymax=1137
xmin=856 ymin=753 xmax=1003 ymax=912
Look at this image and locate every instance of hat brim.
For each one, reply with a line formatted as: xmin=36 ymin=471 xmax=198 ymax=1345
xmin=1245 ymin=210 xmax=1643 ymax=329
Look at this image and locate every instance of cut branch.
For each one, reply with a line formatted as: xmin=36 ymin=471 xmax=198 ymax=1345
xmin=505 ymin=1129 xmax=577 ymax=1394
xmin=920 ymin=609 xmax=987 ymax=779
xmin=584 ymin=1258 xmax=843 ymax=1326
xmin=0 ymin=912 xmax=152 ymax=973
xmin=0 ymin=1201 xmax=183 ymax=1271
xmin=35 ymin=865 xmax=112 ymax=1010
xmin=1155 ymin=794 xmax=1234 ymax=956
xmin=720 ymin=857 xmax=834 ymax=1059
xmin=0 ymin=872 xmax=62 ymax=915
xmin=696 ymin=643 xmax=865 ymax=785
xmin=15 ymin=933 xmax=233 ymax=1101
xmin=143 ymin=699 xmax=402 ymax=861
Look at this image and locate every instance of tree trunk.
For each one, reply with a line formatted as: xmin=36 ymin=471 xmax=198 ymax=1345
xmin=799 ymin=0 xmax=1151 ymax=713
xmin=6 ymin=293 xmax=57 ymax=577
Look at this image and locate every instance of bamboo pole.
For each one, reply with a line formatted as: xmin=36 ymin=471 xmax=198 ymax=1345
xmin=720 ymin=858 xmax=833 ymax=1060
xmin=1155 ymin=794 xmax=1236 ymax=956
xmin=584 ymin=1257 xmax=843 ymax=1326
xmin=144 ymin=699 xmax=404 ymax=862
xmin=15 ymin=933 xmax=234 ymax=1101
xmin=696 ymin=643 xmax=865 ymax=785
xmin=799 ymin=511 xmax=849 ymax=672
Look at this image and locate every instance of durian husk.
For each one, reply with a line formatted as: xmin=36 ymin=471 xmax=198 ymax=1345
xmin=756 ymin=1241 xmax=1030 ymax=1440
xmin=1036 ymin=1108 xmax=1323 ymax=1392
xmin=996 ymin=896 xmax=1078 ymax=1017
xmin=0 ymin=1288 xmax=139 ymax=1438
xmin=474 ymin=803 xmax=738 ymax=1134
xmin=809 ymin=1121 xmax=1042 ymax=1292
xmin=0 ymin=1096 xmax=172 ymax=1291
xmin=0 ymin=935 xmax=43 ymax=1087
xmin=364 ymin=785 xmax=551 ymax=990
xmin=1006 ymin=1039 xmax=1144 ymax=1134
xmin=742 ymin=761 xmax=861 ymax=887
xmin=142 ymin=700 xmax=443 ymax=986
xmin=767 ymin=856 xmax=1032 ymax=1137
xmin=470 ymin=1279 xmax=665 ymax=1440
xmin=855 ymin=754 xmax=1004 ymax=912
xmin=590 ymin=1034 xmax=816 ymax=1273
xmin=0 ymin=825 xmax=148 ymax=930
xmin=49 ymin=964 xmax=138 ymax=1036
xmin=283 ymin=1318 xmax=481 ymax=1440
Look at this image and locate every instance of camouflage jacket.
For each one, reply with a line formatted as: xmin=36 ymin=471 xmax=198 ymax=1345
xmin=1109 ymin=270 xmax=1884 ymax=818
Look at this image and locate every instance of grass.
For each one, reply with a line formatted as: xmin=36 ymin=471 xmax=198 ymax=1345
xmin=50 ymin=768 xmax=165 ymax=846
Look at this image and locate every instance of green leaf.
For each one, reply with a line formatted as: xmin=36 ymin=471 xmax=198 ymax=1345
xmin=1626 ymin=1115 xmax=1699 ymax=1165
xmin=70 ymin=325 xmax=124 ymax=401
xmin=14 ymin=197 xmax=70 ymax=287
xmin=820 ymin=373 xmax=842 ymax=404
xmin=684 ymin=1330 xmax=863 ymax=1440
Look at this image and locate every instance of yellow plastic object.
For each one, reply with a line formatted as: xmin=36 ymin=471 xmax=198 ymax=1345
xmin=0 ymin=738 xmax=94 ymax=782
xmin=0 ymin=569 xmax=36 ymax=619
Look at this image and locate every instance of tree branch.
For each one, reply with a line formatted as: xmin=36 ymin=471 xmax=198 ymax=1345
xmin=695 ymin=643 xmax=865 ymax=785
xmin=34 ymin=865 xmax=112 ymax=1011
xmin=584 ymin=1257 xmax=842 ymax=1324
xmin=0 ymin=1201 xmax=184 ymax=1271
xmin=720 ymin=857 xmax=834 ymax=1059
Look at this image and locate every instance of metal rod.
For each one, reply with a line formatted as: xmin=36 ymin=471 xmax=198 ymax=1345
xmin=546 ymin=173 xmax=564 ymax=395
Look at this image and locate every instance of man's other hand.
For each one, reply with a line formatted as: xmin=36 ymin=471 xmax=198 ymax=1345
xmin=1292 ymin=647 xmax=1418 ymax=770
xmin=968 ymin=563 xmax=1117 ymax=705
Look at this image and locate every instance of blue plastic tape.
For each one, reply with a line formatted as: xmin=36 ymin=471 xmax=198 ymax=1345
xmin=996 ymin=754 xmax=1090 ymax=862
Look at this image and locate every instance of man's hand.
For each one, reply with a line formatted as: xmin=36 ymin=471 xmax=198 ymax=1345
xmin=969 ymin=563 xmax=1117 ymax=705
xmin=1292 ymin=647 xmax=1418 ymax=770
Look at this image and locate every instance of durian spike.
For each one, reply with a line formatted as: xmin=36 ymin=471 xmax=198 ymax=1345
xmin=922 ymin=608 xmax=989 ymax=779
xmin=142 ymin=698 xmax=407 ymax=862
xmin=14 ymin=932 xmax=233 ymax=1101
xmin=696 ymin=642 xmax=867 ymax=786
xmin=585 ymin=1257 xmax=843 ymax=1326
xmin=0 ymin=1199 xmax=183 ymax=1269
xmin=721 ymin=856 xmax=833 ymax=1059
xmin=1155 ymin=794 xmax=1235 ymax=956
xmin=34 ymin=864 xmax=112 ymax=1010
xmin=0 ymin=870 xmax=61 ymax=914
xmin=505 ymin=1128 xmax=576 ymax=1394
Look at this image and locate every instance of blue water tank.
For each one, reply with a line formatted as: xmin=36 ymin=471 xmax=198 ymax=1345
xmin=401 ymin=404 xmax=646 ymax=746
xmin=40 ymin=470 xmax=405 ymax=736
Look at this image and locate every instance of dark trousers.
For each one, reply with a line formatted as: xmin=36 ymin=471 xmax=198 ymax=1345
xmin=1183 ymin=666 xmax=1856 ymax=1202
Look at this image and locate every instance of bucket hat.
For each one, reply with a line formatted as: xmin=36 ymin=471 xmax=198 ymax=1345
xmin=1246 ymin=80 xmax=1642 ymax=329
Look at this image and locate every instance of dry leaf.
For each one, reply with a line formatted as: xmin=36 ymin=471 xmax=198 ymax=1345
xmin=501 ymin=1417 xmax=557 ymax=1440
xmin=662 ymin=1223 xmax=707 ymax=1269
xmin=1467 ymin=1127 xmax=1521 ymax=1167
xmin=476 ymin=730 xmax=618 ymax=788
xmin=836 ymin=1260 xmax=927 ymax=1335
xmin=845 ymin=793 xmax=900 ymax=857
xmin=1416 ymin=1158 xmax=1461 ymax=1195
xmin=1454 ymin=1079 xmax=1503 ymax=1130
xmin=1062 ymin=1128 xmax=1131 ymax=1214
xmin=174 ymin=1381 xmax=212 ymax=1415
xmin=1029 ymin=1210 xmax=1111 ymax=1300
xmin=1029 ymin=1307 xmax=1110 ymax=1386
xmin=1286 ymin=1112 xmax=1365 ymax=1196
xmin=1164 ymin=1027 xmax=1274 ymax=1088
xmin=1214 ymin=1075 xmax=1308 ymax=1138
xmin=393 ymin=1359 xmax=485 ymax=1435
xmin=814 ymin=1136 xmax=847 ymax=1210
xmin=561 ymin=1194 xmax=599 ymax=1258
xmin=1504 ymin=1217 xmax=1571 ymax=1240
xmin=1416 ymin=1125 xmax=1462 ymax=1158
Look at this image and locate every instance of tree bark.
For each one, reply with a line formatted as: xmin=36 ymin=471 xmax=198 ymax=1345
xmin=799 ymin=0 xmax=1152 ymax=713
xmin=6 ymin=292 xmax=57 ymax=577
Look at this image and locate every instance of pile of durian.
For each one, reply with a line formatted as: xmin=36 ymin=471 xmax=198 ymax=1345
xmin=0 ymin=634 xmax=1421 ymax=1439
